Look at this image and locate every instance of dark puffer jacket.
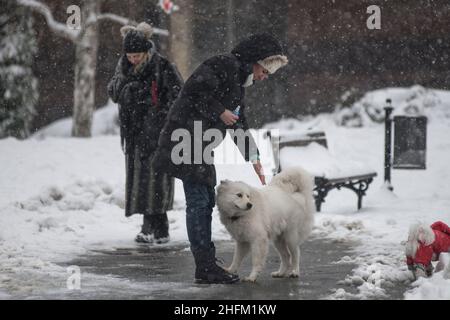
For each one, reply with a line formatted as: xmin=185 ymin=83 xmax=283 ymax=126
xmin=153 ymin=34 xmax=285 ymax=186
xmin=108 ymin=47 xmax=183 ymax=158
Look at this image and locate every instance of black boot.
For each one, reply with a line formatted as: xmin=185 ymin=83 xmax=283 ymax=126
xmin=152 ymin=213 xmax=170 ymax=244
xmin=192 ymin=245 xmax=239 ymax=284
xmin=135 ymin=215 xmax=153 ymax=244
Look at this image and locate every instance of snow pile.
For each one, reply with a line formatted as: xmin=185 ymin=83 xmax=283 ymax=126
xmin=0 ymin=136 xmax=139 ymax=296
xmin=32 ymin=100 xmax=120 ymax=139
xmin=335 ymin=85 xmax=450 ymax=127
xmin=435 ymin=252 xmax=450 ymax=276
xmin=405 ymin=273 xmax=450 ymax=300
xmin=403 ymin=253 xmax=450 ymax=300
xmin=280 ymin=143 xmax=375 ymax=178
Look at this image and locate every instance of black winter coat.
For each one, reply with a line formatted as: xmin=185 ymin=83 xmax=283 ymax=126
xmin=107 ymin=49 xmax=183 ymax=159
xmin=153 ymin=34 xmax=285 ymax=187
xmin=152 ymin=53 xmax=257 ymax=186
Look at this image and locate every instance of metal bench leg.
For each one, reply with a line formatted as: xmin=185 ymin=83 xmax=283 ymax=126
xmin=315 ymin=197 xmax=322 ymax=212
xmin=314 ymin=186 xmax=329 ymax=212
xmin=357 ymin=191 xmax=363 ymax=210
xmin=342 ymin=178 xmax=374 ymax=210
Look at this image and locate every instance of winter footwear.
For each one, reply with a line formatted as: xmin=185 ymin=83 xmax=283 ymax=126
xmin=192 ymin=246 xmax=239 ymax=284
xmin=195 ymin=262 xmax=240 ymax=284
xmin=152 ymin=213 xmax=170 ymax=244
xmin=135 ymin=214 xmax=170 ymax=244
xmin=135 ymin=215 xmax=153 ymax=243
xmin=135 ymin=232 xmax=154 ymax=243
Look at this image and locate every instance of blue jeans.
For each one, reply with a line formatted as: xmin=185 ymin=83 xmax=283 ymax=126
xmin=183 ymin=180 xmax=216 ymax=252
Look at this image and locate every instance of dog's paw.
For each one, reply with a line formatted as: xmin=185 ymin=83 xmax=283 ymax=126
xmin=271 ymin=271 xmax=287 ymax=278
xmin=224 ymin=267 xmax=238 ymax=274
xmin=288 ymin=272 xmax=299 ymax=278
xmin=243 ymin=276 xmax=258 ymax=283
xmin=414 ymin=268 xmax=427 ymax=280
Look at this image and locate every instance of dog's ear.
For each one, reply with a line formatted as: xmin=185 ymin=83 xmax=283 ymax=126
xmin=220 ymin=179 xmax=231 ymax=185
xmin=418 ymin=227 xmax=425 ymax=242
xmin=418 ymin=225 xmax=435 ymax=245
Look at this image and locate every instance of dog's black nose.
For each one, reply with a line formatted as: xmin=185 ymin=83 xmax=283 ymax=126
xmin=247 ymin=203 xmax=253 ymax=209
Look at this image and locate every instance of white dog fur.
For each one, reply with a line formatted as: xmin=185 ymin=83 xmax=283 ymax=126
xmin=405 ymin=222 xmax=435 ymax=259
xmin=216 ymin=166 xmax=315 ymax=282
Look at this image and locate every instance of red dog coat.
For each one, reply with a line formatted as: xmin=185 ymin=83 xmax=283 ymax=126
xmin=406 ymin=221 xmax=450 ymax=268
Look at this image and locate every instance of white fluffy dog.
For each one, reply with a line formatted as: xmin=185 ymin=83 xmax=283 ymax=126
xmin=405 ymin=221 xmax=450 ymax=279
xmin=216 ymin=166 xmax=315 ymax=282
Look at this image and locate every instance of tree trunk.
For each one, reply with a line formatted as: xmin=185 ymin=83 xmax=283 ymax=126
xmin=71 ymin=0 xmax=99 ymax=137
xmin=168 ymin=0 xmax=194 ymax=79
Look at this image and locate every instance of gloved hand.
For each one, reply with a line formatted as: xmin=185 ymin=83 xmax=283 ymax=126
xmin=118 ymin=82 xmax=134 ymax=105
xmin=124 ymin=81 xmax=143 ymax=94
xmin=119 ymin=81 xmax=149 ymax=105
xmin=135 ymin=82 xmax=151 ymax=104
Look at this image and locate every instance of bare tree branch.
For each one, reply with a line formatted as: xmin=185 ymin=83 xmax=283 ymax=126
xmin=17 ymin=0 xmax=79 ymax=41
xmin=97 ymin=13 xmax=169 ymax=36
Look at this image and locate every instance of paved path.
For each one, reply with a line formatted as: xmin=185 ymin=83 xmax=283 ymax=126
xmin=1 ymin=236 xmax=408 ymax=300
xmin=61 ymin=237 xmax=365 ymax=300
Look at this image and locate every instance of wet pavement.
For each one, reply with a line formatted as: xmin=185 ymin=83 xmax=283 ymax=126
xmin=61 ymin=237 xmax=367 ymax=300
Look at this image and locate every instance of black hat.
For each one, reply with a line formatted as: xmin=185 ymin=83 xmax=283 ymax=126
xmin=231 ymin=33 xmax=288 ymax=73
xmin=123 ymin=30 xmax=151 ymax=53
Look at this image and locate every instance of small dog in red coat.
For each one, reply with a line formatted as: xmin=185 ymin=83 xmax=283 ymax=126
xmin=405 ymin=221 xmax=450 ymax=279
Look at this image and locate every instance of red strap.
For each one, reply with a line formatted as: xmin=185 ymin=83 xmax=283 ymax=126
xmin=151 ymin=80 xmax=158 ymax=107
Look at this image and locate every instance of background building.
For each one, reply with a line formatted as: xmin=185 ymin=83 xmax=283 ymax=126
xmin=29 ymin=0 xmax=450 ymax=131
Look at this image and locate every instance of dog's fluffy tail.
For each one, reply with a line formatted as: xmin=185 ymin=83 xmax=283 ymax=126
xmin=405 ymin=222 xmax=435 ymax=258
xmin=269 ymin=166 xmax=315 ymax=213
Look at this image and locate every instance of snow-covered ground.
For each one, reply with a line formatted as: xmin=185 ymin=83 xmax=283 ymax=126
xmin=1 ymin=86 xmax=449 ymax=299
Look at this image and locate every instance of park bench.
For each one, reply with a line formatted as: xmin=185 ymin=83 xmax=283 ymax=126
xmin=266 ymin=130 xmax=377 ymax=212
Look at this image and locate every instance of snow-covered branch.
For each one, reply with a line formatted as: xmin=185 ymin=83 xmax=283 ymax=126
xmin=97 ymin=13 xmax=169 ymax=36
xmin=150 ymin=26 xmax=169 ymax=37
xmin=96 ymin=13 xmax=134 ymax=26
xmin=16 ymin=0 xmax=79 ymax=41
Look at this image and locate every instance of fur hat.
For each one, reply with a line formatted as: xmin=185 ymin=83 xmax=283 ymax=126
xmin=120 ymin=22 xmax=154 ymax=53
xmin=257 ymin=55 xmax=289 ymax=74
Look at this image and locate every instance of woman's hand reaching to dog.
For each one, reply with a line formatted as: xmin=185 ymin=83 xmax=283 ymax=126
xmin=253 ymin=160 xmax=266 ymax=185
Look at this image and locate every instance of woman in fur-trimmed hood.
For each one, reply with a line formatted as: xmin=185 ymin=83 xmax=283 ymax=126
xmin=153 ymin=33 xmax=288 ymax=284
xmin=154 ymin=33 xmax=288 ymax=187
xmin=107 ymin=22 xmax=183 ymax=244
xmin=231 ymin=33 xmax=289 ymax=76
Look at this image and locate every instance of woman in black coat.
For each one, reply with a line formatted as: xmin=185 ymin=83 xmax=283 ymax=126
xmin=153 ymin=33 xmax=288 ymax=283
xmin=107 ymin=22 xmax=183 ymax=244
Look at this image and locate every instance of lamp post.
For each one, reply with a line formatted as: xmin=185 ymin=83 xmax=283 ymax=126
xmin=384 ymin=99 xmax=394 ymax=191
